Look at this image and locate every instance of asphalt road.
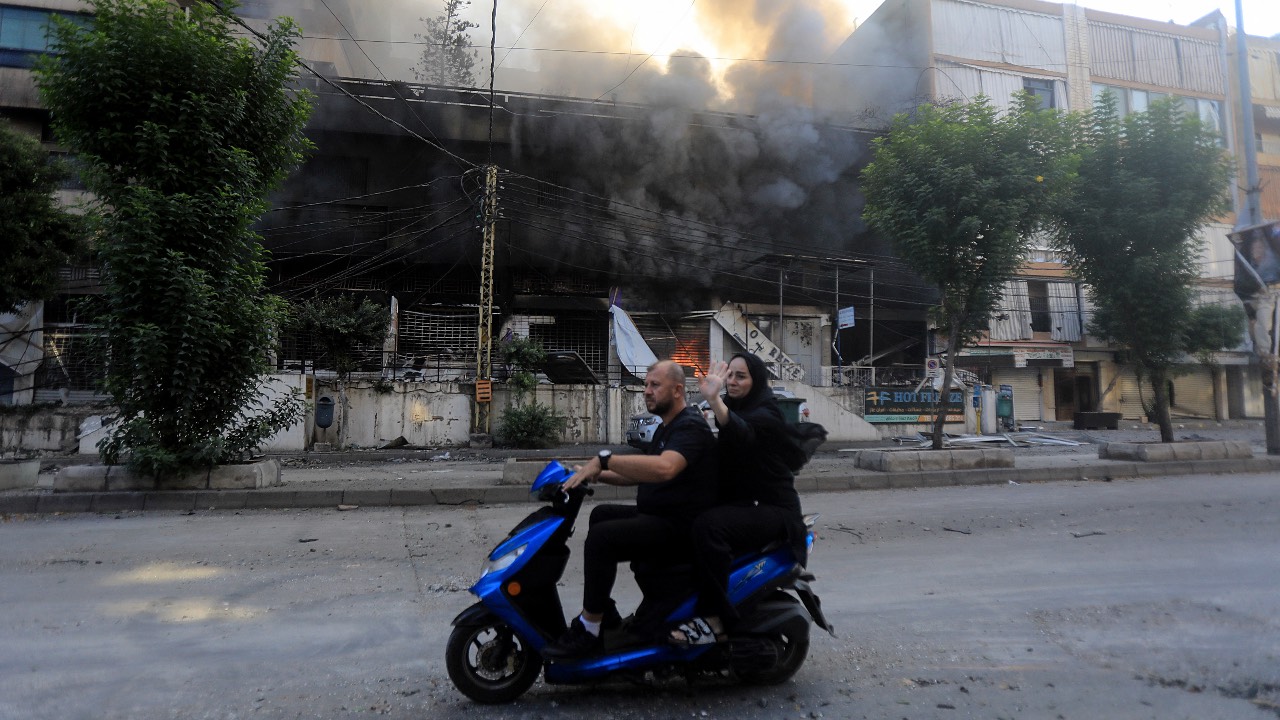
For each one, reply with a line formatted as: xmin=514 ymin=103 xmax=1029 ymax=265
xmin=1 ymin=471 xmax=1277 ymax=719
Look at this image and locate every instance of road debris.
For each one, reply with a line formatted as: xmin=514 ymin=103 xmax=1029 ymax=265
xmin=892 ymin=432 xmax=1083 ymax=448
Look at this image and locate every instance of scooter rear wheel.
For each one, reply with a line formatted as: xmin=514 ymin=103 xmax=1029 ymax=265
xmin=737 ymin=594 xmax=811 ymax=686
xmin=446 ymin=620 xmax=543 ymax=703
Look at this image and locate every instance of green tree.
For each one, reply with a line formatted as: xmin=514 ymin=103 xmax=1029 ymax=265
xmin=860 ymin=95 xmax=1067 ymax=448
xmin=1049 ymin=94 xmax=1232 ymax=442
xmin=496 ymin=337 xmax=564 ymax=448
xmin=500 ymin=335 xmax=546 ymax=398
xmin=286 ymin=296 xmax=391 ymax=380
xmin=415 ymin=0 xmax=479 ymax=87
xmin=0 ymin=121 xmax=85 ymax=314
xmin=1184 ymin=303 xmax=1246 ymax=419
xmin=284 ymin=295 xmax=390 ymax=449
xmin=35 ymin=0 xmax=313 ymax=478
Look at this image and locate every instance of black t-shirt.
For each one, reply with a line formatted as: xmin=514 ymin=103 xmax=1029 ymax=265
xmin=636 ymin=405 xmax=718 ymax=524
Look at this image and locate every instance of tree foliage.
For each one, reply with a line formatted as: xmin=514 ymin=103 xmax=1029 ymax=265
xmin=496 ymin=337 xmax=564 ymax=448
xmin=500 ymin=335 xmax=546 ymax=397
xmin=415 ymin=0 xmax=480 ymax=87
xmin=1186 ymin=304 xmax=1246 ymax=366
xmin=860 ymin=95 xmax=1067 ymax=447
xmin=1049 ymin=94 xmax=1232 ymax=441
xmin=35 ymin=0 xmax=314 ymax=477
xmin=285 ymin=295 xmax=390 ymax=379
xmin=0 ymin=121 xmax=86 ymax=313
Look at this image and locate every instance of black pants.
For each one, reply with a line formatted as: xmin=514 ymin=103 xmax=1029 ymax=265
xmin=582 ymin=504 xmax=687 ymax=615
xmin=690 ymin=503 xmax=797 ymax=628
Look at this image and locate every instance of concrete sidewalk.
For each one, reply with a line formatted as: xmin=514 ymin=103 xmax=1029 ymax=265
xmin=4 ymin=422 xmax=1278 ymax=514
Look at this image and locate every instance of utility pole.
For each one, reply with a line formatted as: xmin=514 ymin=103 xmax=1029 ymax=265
xmin=1231 ymin=0 xmax=1280 ymax=454
xmin=472 ymin=164 xmax=497 ymax=444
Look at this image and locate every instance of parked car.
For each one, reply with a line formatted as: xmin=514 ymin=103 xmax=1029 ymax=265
xmin=626 ymin=413 xmax=662 ymax=449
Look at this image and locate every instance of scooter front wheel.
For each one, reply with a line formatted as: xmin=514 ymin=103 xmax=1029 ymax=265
xmin=446 ymin=619 xmax=543 ymax=703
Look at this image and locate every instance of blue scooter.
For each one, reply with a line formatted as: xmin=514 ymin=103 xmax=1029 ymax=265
xmin=445 ymin=460 xmax=834 ymax=703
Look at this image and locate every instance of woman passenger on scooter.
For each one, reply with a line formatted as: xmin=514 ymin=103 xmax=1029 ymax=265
xmin=671 ymin=352 xmax=809 ymax=646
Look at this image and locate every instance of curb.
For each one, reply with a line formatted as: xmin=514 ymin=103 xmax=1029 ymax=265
xmin=3 ymin=456 xmax=1277 ymax=516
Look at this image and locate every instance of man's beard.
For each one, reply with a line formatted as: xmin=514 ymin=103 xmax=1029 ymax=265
xmin=647 ymin=397 xmax=672 ymax=416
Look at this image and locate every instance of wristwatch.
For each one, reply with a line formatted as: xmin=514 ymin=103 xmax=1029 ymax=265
xmin=597 ymin=449 xmax=612 ymax=471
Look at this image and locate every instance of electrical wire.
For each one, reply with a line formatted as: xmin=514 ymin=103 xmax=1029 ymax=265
xmin=266 ymin=175 xmax=464 ymax=212
xmin=216 ymin=6 xmax=478 ymax=171
xmin=593 ymin=0 xmax=696 ymax=102
xmin=494 ymin=0 xmax=549 ymax=70
xmin=288 ymin=37 xmax=1227 ymax=78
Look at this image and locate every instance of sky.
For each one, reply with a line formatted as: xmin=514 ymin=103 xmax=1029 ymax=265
xmin=310 ymin=0 xmax=1279 ymax=105
xmin=595 ymin=0 xmax=1280 ymax=64
xmin=455 ymin=0 xmax=1278 ymax=95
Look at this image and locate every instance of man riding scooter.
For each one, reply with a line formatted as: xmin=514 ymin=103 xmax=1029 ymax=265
xmin=542 ymin=359 xmax=718 ymax=660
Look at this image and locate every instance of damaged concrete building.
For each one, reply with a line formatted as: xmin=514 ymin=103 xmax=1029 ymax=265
xmin=3 ymin=0 xmax=1277 ymax=451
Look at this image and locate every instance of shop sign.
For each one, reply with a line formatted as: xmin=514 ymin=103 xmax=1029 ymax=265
xmin=1013 ymin=347 xmax=1074 ymax=368
xmin=864 ymin=387 xmax=966 ymax=423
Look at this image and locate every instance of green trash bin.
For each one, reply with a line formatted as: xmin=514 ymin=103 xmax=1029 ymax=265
xmin=776 ymin=397 xmax=806 ymax=426
xmin=996 ymin=385 xmax=1014 ymax=430
xmin=996 ymin=396 xmax=1013 ymax=419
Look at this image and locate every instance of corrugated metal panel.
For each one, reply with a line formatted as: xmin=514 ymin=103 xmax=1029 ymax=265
xmin=932 ymin=0 xmax=1063 ymax=72
xmin=1090 ymin=23 xmax=1135 ymax=83
xmin=990 ymin=281 xmax=1032 ymax=340
xmin=1132 ymin=32 xmax=1181 ymax=88
xmin=1048 ymin=282 xmax=1082 ymax=342
xmin=934 ymin=61 xmax=1062 ymax=110
xmin=994 ymin=368 xmax=1042 ymax=422
xmin=630 ymin=315 xmax=710 ymax=377
xmin=1247 ymin=47 xmax=1280 ymax=102
xmin=1261 ymin=166 xmax=1280 ymax=223
xmin=1171 ymin=367 xmax=1215 ymax=417
xmin=34 ymin=389 xmax=104 ymax=404
xmin=934 ymin=61 xmax=984 ymax=102
xmin=1179 ymin=38 xmax=1224 ymax=95
xmin=1079 ymin=288 xmax=1098 ymax=343
xmin=1090 ymin=21 xmax=1223 ymax=95
xmin=1117 ymin=369 xmax=1153 ymax=420
xmin=982 ymin=72 xmax=1026 ymax=109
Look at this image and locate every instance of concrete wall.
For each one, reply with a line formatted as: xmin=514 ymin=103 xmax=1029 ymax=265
xmin=307 ymin=380 xmax=653 ymax=449
xmin=5 ymin=374 xmax=893 ymax=454
xmin=0 ymin=405 xmax=98 ymax=455
xmin=260 ymin=374 xmax=309 ymax=452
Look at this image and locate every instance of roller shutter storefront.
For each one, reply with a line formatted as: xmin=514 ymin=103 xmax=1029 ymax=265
xmin=1117 ymin=369 xmax=1154 ymax=420
xmin=1171 ymin=367 xmax=1215 ymax=418
xmin=993 ymin=369 xmax=1043 ymax=423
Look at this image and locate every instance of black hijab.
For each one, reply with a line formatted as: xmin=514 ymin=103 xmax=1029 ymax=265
xmin=722 ymin=352 xmax=776 ymax=413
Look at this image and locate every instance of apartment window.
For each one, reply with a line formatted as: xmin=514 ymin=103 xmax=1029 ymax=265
xmin=0 ymin=5 xmax=88 ymax=67
xmin=1196 ymin=98 xmax=1224 ymax=139
xmin=1027 ymin=280 xmax=1051 ymax=334
xmin=1091 ymin=84 xmax=1129 ymax=116
xmin=0 ymin=6 xmax=47 ymax=51
xmin=1130 ymin=89 xmax=1149 ymax=114
xmin=1090 ymin=85 xmax=1222 ymax=142
xmin=1024 ymin=78 xmax=1055 ymax=110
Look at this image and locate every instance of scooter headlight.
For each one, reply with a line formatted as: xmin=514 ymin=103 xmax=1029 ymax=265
xmin=479 ymin=543 xmax=527 ymax=579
